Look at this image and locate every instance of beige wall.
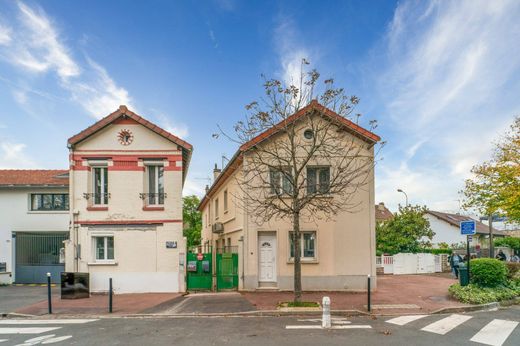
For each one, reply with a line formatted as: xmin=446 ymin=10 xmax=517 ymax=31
xmin=201 ymin=119 xmax=377 ymax=291
xmin=65 ymin=121 xmax=186 ymax=293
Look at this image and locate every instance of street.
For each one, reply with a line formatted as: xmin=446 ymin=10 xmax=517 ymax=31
xmin=0 ymin=306 xmax=519 ymax=346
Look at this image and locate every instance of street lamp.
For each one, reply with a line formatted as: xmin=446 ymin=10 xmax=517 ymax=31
xmin=397 ymin=189 xmax=408 ymax=206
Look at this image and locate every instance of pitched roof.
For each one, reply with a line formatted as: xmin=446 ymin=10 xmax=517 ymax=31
xmin=0 ymin=170 xmax=69 ymax=187
xmin=426 ymin=210 xmax=507 ymax=236
xmin=375 ymin=203 xmax=393 ymax=222
xmin=67 ymin=105 xmax=193 ymax=183
xmin=199 ymin=100 xmax=381 ymax=211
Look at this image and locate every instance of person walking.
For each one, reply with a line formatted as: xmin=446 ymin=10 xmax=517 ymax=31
xmin=510 ymin=252 xmax=519 ymax=263
xmin=449 ymin=252 xmax=463 ymax=279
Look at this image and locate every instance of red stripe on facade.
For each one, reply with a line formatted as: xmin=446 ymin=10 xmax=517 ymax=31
xmin=164 ymin=166 xmax=182 ymax=171
xmin=75 ymin=219 xmax=182 ymax=225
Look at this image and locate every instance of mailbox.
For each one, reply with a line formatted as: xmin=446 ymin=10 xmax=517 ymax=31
xmin=202 ymin=260 xmax=210 ymax=273
xmin=187 ymin=261 xmax=197 ymax=272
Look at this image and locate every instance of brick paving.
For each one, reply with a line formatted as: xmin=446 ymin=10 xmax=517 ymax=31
xmin=13 ymin=292 xmax=182 ymax=316
xmin=241 ymin=273 xmax=467 ymax=314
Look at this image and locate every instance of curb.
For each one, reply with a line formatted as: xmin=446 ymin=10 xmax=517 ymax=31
xmin=431 ymin=302 xmax=499 ymax=314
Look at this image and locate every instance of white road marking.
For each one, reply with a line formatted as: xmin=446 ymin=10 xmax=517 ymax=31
xmin=469 ymin=319 xmax=519 ymax=346
xmin=297 ymin=318 xmax=351 ymax=324
xmin=23 ymin=335 xmax=56 ymax=343
xmin=421 ymin=314 xmax=472 ymax=335
xmin=0 ymin=339 xmax=7 ymax=343
xmin=286 ymin=325 xmax=371 ymax=330
xmin=41 ymin=335 xmax=73 ymax=344
xmin=386 ymin=315 xmax=428 ymax=326
xmin=0 ymin=319 xmax=97 ymax=325
xmin=0 ymin=327 xmax=60 ymax=334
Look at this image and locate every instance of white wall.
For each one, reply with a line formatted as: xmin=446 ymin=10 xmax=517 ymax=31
xmin=424 ymin=214 xmax=467 ymax=246
xmin=0 ymin=188 xmax=69 ymax=283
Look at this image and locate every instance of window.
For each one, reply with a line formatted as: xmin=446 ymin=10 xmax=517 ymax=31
xmin=269 ymin=168 xmax=293 ymax=195
xmin=303 ymin=129 xmax=314 ymax=140
xmin=94 ymin=236 xmax=114 ymax=261
xmin=215 ymin=198 xmax=219 ymax=220
xmin=307 ymin=167 xmax=330 ymax=194
xmin=93 ymin=167 xmax=108 ymax=205
xmin=289 ymin=231 xmax=316 ymax=260
xmin=31 ymin=194 xmax=69 ymax=211
xmin=147 ymin=165 xmax=164 ymax=205
xmin=223 ymin=190 xmax=228 ymax=212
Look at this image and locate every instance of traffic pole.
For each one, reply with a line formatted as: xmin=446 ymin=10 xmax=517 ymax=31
xmin=467 ymin=235 xmax=471 ymax=282
xmin=109 ymin=278 xmax=113 ymax=313
xmin=367 ymin=274 xmax=371 ymax=312
xmin=47 ymin=272 xmax=52 ymax=314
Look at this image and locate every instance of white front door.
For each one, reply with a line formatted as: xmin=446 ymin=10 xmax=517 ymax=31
xmin=258 ymin=234 xmax=277 ymax=282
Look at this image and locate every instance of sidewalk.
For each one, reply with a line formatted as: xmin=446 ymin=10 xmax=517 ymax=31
xmin=13 ymin=292 xmax=182 ymax=316
xmin=241 ymin=273 xmax=468 ymax=315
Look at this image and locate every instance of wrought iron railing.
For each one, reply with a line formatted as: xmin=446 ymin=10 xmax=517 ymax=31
xmin=139 ymin=192 xmax=167 ymax=205
xmin=83 ymin=193 xmax=110 ymax=203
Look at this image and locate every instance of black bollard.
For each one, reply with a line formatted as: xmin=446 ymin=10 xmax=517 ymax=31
xmin=367 ymin=274 xmax=371 ymax=312
xmin=47 ymin=272 xmax=52 ymax=314
xmin=109 ymin=278 xmax=113 ymax=313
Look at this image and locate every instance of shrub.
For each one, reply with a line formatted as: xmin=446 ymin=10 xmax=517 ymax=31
xmin=449 ymin=283 xmax=520 ymax=304
xmin=506 ymin=262 xmax=520 ymax=280
xmin=470 ymin=258 xmax=507 ymax=287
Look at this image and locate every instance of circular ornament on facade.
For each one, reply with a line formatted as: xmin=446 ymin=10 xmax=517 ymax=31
xmin=303 ymin=129 xmax=314 ymax=140
xmin=117 ymin=129 xmax=134 ymax=146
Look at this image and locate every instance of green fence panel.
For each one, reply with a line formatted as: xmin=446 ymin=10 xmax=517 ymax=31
xmin=216 ymin=252 xmax=238 ymax=291
xmin=186 ymin=252 xmax=212 ymax=291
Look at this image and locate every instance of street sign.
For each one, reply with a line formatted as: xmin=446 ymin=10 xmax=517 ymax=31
xmin=467 ymin=235 xmax=473 ymax=242
xmin=460 ymin=220 xmax=476 ymax=235
xmin=197 ymin=253 xmax=204 ymax=261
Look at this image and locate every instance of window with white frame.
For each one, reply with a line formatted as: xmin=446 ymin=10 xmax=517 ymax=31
xmin=94 ymin=236 xmax=114 ymax=261
xmin=289 ymin=231 xmax=316 ymax=260
xmin=307 ymin=166 xmax=330 ymax=194
xmin=215 ymin=198 xmax=219 ymax=220
xmin=269 ymin=168 xmax=293 ymax=195
xmin=147 ymin=165 xmax=165 ymax=205
xmin=92 ymin=167 xmax=108 ymax=205
xmin=223 ymin=190 xmax=228 ymax=212
xmin=30 ymin=194 xmax=69 ymax=211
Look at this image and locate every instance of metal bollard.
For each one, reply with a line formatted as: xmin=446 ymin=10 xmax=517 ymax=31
xmin=322 ymin=296 xmax=331 ymax=328
xmin=109 ymin=278 xmax=113 ymax=313
xmin=367 ymin=274 xmax=371 ymax=312
xmin=47 ymin=272 xmax=52 ymax=314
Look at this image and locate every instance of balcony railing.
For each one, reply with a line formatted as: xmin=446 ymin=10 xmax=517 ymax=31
xmin=83 ymin=193 xmax=110 ymax=205
xmin=139 ymin=192 xmax=167 ymax=205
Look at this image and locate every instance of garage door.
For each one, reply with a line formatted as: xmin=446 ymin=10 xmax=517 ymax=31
xmin=15 ymin=232 xmax=68 ymax=284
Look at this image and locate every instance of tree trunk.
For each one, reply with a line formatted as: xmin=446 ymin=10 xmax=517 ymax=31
xmin=293 ymin=211 xmax=302 ymax=302
xmin=488 ymin=214 xmax=494 ymax=258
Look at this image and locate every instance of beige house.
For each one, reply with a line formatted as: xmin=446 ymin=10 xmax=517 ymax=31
xmin=199 ymin=101 xmax=380 ymax=291
xmin=64 ymin=106 xmax=192 ymax=293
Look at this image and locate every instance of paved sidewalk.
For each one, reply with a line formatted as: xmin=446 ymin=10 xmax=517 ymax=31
xmin=242 ymin=274 xmax=467 ymax=315
xmin=12 ymin=292 xmax=182 ymax=316
xmin=153 ymin=292 xmax=256 ymax=315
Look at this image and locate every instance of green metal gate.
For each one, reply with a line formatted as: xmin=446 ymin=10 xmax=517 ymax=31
xmin=216 ymin=248 xmax=238 ymax=291
xmin=186 ymin=252 xmax=212 ymax=291
xmin=14 ymin=232 xmax=68 ymax=284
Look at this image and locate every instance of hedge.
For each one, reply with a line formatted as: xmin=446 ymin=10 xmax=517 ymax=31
xmin=470 ymin=258 xmax=507 ymax=287
xmin=449 ymin=284 xmax=520 ymax=304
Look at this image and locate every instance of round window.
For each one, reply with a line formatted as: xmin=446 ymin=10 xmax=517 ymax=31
xmin=117 ymin=129 xmax=134 ymax=146
xmin=303 ymin=129 xmax=314 ymax=140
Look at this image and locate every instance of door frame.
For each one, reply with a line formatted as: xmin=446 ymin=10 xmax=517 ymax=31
xmin=258 ymin=231 xmax=277 ymax=284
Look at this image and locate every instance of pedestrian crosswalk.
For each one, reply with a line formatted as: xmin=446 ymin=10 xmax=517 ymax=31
xmin=386 ymin=313 xmax=519 ymax=346
xmin=0 ymin=319 xmax=97 ymax=345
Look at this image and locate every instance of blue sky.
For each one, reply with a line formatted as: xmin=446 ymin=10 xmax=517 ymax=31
xmin=0 ymin=0 xmax=519 ymax=213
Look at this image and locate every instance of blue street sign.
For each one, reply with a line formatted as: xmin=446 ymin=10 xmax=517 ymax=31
xmin=460 ymin=220 xmax=477 ymax=235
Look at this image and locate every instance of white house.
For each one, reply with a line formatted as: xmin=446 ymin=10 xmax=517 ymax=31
xmin=0 ymin=170 xmax=69 ymax=284
xmin=425 ymin=210 xmax=507 ymax=248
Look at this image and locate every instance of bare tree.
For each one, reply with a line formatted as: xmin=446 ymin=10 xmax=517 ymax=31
xmin=217 ymin=60 xmax=384 ymax=302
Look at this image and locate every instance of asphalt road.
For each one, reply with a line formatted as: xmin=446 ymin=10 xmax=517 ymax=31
xmin=0 ymin=306 xmax=519 ymax=345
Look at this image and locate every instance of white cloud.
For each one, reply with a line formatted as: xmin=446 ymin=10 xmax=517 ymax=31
xmin=182 ymin=177 xmax=206 ymax=197
xmin=0 ymin=2 xmax=132 ymax=119
xmin=150 ymin=108 xmax=189 ymax=139
xmin=374 ymin=0 xmax=520 ymax=212
xmin=0 ymin=140 xmax=36 ymax=168
xmin=0 ymin=23 xmax=11 ymax=45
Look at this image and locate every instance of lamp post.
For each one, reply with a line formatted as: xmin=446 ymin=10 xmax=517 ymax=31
xmin=397 ymin=189 xmax=408 ymax=206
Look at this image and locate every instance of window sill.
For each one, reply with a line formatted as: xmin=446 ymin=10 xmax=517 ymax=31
xmin=287 ymin=259 xmax=319 ymax=264
xmin=27 ymin=210 xmax=69 ymax=214
xmin=87 ymin=206 xmax=108 ymax=211
xmin=142 ymin=206 xmax=165 ymax=211
xmin=88 ymin=261 xmax=118 ymax=266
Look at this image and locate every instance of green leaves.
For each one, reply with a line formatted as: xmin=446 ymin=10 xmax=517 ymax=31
xmin=376 ymin=205 xmax=434 ymax=255
xmin=470 ymin=258 xmax=507 ymax=287
xmin=495 ymin=237 xmax=520 ymax=252
xmin=448 ymin=283 xmax=519 ymax=304
xmin=183 ymin=195 xmax=202 ymax=247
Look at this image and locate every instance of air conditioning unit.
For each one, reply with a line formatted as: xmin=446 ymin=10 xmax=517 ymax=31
xmin=212 ymin=222 xmax=224 ymax=233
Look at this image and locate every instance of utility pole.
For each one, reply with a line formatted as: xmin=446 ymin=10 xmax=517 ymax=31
xmin=488 ymin=213 xmax=494 ymax=258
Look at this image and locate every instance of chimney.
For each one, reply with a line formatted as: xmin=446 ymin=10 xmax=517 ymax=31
xmin=213 ymin=163 xmax=221 ymax=181
xmin=205 ymin=185 xmax=209 ymax=194
xmin=378 ymin=202 xmax=385 ymax=211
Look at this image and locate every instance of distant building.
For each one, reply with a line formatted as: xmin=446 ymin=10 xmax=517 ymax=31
xmin=375 ymin=202 xmax=393 ymax=223
xmin=425 ymin=210 xmax=507 ymax=248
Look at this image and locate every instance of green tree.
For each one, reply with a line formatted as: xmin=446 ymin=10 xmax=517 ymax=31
xmin=376 ymin=205 xmax=435 ymax=254
xmin=494 ymin=237 xmax=520 ymax=253
xmin=183 ymin=195 xmax=202 ymax=248
xmin=462 ymin=116 xmax=520 ymax=223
